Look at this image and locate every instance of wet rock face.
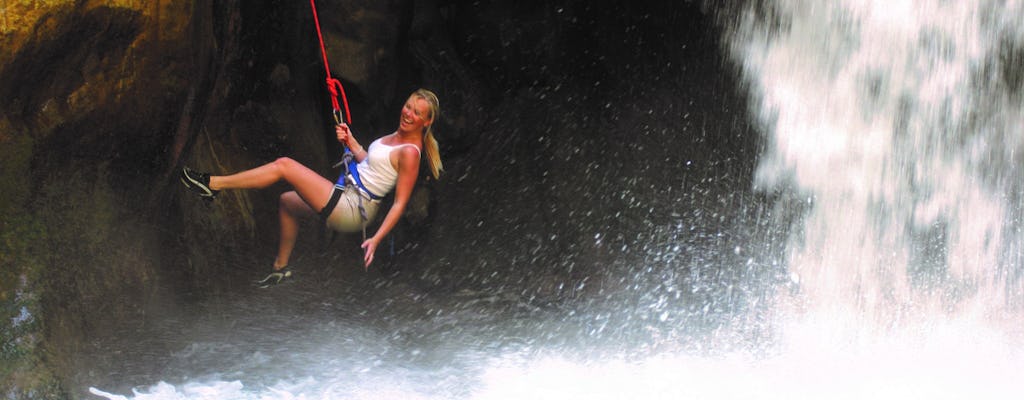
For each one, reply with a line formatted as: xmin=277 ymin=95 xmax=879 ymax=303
xmin=1 ymin=3 xmax=191 ymax=398
xmin=0 ymin=1 xmax=426 ymax=395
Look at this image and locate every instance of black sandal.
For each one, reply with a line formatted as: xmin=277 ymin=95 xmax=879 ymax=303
xmin=256 ymin=266 xmax=292 ymax=288
xmin=180 ymin=167 xmax=220 ymax=200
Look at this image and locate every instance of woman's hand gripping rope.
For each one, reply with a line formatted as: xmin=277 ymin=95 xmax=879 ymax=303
xmin=335 ymin=123 xmax=351 ymax=146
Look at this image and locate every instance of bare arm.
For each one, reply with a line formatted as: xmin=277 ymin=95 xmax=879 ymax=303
xmin=360 ymin=145 xmax=420 ymax=267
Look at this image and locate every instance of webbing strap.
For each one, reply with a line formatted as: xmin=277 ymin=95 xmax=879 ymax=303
xmin=332 ymin=149 xmax=382 ymax=200
xmin=345 ymin=158 xmax=383 ymax=201
xmin=319 ymin=184 xmax=344 ymax=221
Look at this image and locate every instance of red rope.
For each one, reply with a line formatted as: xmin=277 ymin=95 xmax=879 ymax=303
xmin=310 ymin=0 xmax=352 ymax=125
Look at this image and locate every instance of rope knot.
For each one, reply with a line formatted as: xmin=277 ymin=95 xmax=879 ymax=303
xmin=326 ymin=78 xmax=342 ymax=96
xmin=311 ymin=0 xmax=351 ymax=125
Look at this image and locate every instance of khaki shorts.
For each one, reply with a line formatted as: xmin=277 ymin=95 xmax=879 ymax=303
xmin=324 ymin=185 xmax=379 ymax=233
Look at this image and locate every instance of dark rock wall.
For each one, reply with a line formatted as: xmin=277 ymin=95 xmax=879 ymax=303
xmin=0 ymin=1 xmax=759 ymax=396
xmin=2 ymin=3 xmax=204 ymax=397
xmin=0 ymin=1 xmax=433 ymax=396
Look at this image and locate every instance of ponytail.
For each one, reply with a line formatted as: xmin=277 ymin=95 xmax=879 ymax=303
xmin=414 ymin=88 xmax=443 ymax=179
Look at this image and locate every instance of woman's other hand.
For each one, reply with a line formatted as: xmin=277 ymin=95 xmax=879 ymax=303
xmin=361 ymin=237 xmax=380 ymax=270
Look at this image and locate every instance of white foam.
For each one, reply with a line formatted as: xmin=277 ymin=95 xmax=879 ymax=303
xmin=89 ymin=312 xmax=1024 ymax=400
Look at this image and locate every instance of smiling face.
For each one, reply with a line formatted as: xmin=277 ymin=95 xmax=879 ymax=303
xmin=398 ymin=95 xmax=433 ymax=134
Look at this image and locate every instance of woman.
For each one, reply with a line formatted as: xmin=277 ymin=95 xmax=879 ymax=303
xmin=180 ymin=89 xmax=442 ymax=286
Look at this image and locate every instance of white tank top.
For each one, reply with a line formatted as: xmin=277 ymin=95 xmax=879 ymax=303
xmin=355 ymin=138 xmax=420 ymax=197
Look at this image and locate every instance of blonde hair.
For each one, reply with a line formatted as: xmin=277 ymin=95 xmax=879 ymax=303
xmin=414 ymin=88 xmax=443 ymax=180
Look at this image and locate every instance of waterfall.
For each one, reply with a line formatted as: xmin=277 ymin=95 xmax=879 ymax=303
xmin=730 ymin=0 xmax=1024 ymax=327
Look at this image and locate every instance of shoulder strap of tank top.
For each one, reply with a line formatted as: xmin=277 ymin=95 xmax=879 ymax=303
xmin=390 ymin=143 xmax=421 ymax=154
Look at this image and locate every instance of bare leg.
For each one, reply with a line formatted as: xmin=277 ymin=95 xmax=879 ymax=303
xmin=209 ymin=157 xmax=334 ymax=211
xmin=275 ymin=191 xmax=315 ymax=269
xmin=207 ymin=157 xmax=335 ymax=270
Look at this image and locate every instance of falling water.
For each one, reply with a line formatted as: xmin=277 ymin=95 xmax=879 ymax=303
xmin=88 ymin=2 xmax=1024 ymax=399
xmin=725 ymin=0 xmax=1024 ymax=397
xmin=733 ymin=0 xmax=1024 ymax=328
